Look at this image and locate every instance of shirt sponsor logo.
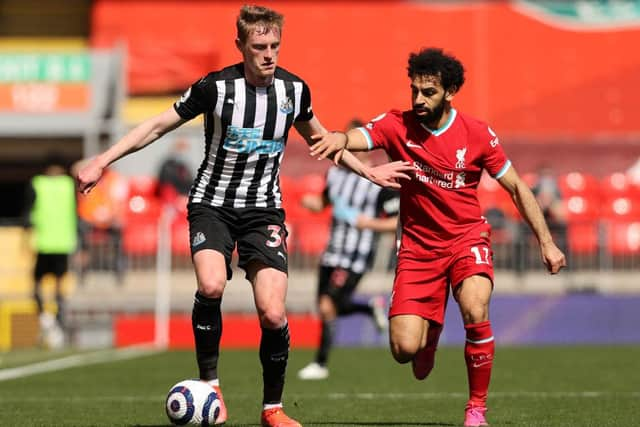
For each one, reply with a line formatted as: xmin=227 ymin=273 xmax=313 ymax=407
xmin=223 ymin=126 xmax=284 ymax=154
xmin=413 ymin=160 xmax=455 ymax=188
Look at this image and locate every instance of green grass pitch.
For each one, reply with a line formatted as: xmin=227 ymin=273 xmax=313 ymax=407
xmin=0 ymin=346 xmax=639 ymax=426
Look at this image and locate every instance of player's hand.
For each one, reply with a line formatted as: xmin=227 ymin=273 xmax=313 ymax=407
xmin=75 ymin=157 xmax=105 ymax=194
xmin=540 ymin=240 xmax=566 ymax=274
xmin=364 ymin=161 xmax=414 ymax=189
xmin=309 ymin=132 xmax=348 ymax=164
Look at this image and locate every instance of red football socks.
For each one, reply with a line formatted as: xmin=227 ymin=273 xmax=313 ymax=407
xmin=464 ymin=320 xmax=495 ymax=407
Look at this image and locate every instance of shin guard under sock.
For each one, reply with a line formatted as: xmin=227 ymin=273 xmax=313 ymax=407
xmin=464 ymin=321 xmax=495 ymax=407
xmin=192 ymin=292 xmax=222 ymax=381
xmin=260 ymin=322 xmax=290 ymax=404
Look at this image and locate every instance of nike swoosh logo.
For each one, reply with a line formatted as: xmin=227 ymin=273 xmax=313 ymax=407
xmin=406 ymin=141 xmax=423 ymax=150
xmin=472 ymin=361 xmax=492 ymax=368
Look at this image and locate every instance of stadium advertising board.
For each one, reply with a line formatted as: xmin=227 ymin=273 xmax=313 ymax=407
xmin=0 ymin=53 xmax=91 ymax=112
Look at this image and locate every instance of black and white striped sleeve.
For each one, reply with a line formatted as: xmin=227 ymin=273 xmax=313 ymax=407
xmin=174 ymin=76 xmax=216 ymax=120
xmin=295 ymin=81 xmax=314 ymax=122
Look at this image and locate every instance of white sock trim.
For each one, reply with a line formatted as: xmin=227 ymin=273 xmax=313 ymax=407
xmin=466 ymin=336 xmax=494 ymax=344
xmin=263 ymin=403 xmax=283 ymax=410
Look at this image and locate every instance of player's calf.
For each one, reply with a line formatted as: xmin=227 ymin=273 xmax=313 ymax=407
xmin=411 ymin=325 xmax=442 ymax=380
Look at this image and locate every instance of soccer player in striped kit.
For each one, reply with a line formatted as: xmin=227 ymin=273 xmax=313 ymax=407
xmin=309 ymin=48 xmax=566 ymax=426
xmin=297 ymin=122 xmax=400 ymax=380
xmin=76 ymin=5 xmax=410 ymax=427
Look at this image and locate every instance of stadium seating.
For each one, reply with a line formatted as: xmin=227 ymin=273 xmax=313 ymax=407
xmin=558 ymin=172 xmax=600 ymax=199
xmin=604 ymin=221 xmax=640 ymax=255
xmin=600 ymin=172 xmax=640 ymax=199
xmin=294 ymin=220 xmax=330 ymax=256
xmin=477 ymin=173 xmax=518 ymax=219
xmin=127 ymin=175 xmax=158 ymax=198
xmin=122 ymin=194 xmax=162 ymax=256
xmin=565 ymin=195 xmax=600 ymax=255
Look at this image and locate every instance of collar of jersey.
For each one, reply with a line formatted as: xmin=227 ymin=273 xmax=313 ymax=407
xmin=420 ymin=108 xmax=457 ymax=136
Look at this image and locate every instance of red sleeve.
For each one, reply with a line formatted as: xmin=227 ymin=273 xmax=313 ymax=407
xmin=357 ymin=111 xmax=400 ymax=152
xmin=481 ymin=125 xmax=511 ymax=179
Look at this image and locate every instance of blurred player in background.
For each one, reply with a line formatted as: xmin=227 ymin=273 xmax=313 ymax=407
xmin=298 ymin=119 xmax=400 ymax=381
xmin=24 ymin=152 xmax=78 ymax=348
xmin=76 ymin=5 xmax=409 ymax=427
xmin=309 ymin=47 xmax=566 ymax=426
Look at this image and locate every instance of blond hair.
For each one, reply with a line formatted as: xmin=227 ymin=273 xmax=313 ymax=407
xmin=236 ymin=5 xmax=284 ymax=44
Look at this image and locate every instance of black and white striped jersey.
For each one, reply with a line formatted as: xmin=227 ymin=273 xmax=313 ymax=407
xmin=174 ymin=63 xmax=313 ymax=208
xmin=321 ymin=166 xmax=400 ymax=274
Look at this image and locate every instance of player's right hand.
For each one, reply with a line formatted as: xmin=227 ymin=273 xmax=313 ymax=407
xmin=540 ymin=241 xmax=567 ymax=274
xmin=309 ymin=131 xmax=348 ymax=164
xmin=75 ymin=157 xmax=105 ymax=194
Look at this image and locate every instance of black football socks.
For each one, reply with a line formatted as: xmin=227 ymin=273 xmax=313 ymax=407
xmin=192 ymin=292 xmax=222 ymax=381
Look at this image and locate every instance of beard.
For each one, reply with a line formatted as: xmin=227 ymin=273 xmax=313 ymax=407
xmin=413 ymin=99 xmax=446 ymax=127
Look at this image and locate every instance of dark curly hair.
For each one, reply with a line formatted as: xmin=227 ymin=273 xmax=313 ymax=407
xmin=407 ymin=48 xmax=465 ymax=92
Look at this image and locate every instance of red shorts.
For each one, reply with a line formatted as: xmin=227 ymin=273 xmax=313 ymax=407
xmin=389 ymin=241 xmax=494 ymax=325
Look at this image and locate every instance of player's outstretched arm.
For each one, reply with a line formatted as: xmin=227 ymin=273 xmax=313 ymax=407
xmin=296 ymin=118 xmax=412 ymax=188
xmin=497 ymin=166 xmax=567 ymax=274
xmin=76 ymin=107 xmax=186 ymax=194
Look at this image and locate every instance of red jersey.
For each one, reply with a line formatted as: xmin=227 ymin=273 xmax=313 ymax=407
xmin=359 ymin=108 xmax=510 ymax=267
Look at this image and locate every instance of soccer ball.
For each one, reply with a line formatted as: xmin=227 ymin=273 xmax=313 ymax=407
xmin=165 ymin=379 xmax=221 ymax=426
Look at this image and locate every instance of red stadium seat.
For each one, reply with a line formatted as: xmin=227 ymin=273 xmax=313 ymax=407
xmin=171 ymin=215 xmax=191 ymax=256
xmin=128 ymin=175 xmax=158 ymax=197
xmin=295 ymin=220 xmax=330 ymax=256
xmin=122 ymin=194 xmax=163 ymax=256
xmin=567 ymin=221 xmax=599 ymax=255
xmin=558 ymin=172 xmax=599 ymax=199
xmin=477 ymin=173 xmax=518 ymax=218
xmin=564 ymin=195 xmax=600 ymax=222
xmin=604 ymin=221 xmax=640 ymax=255
xmin=600 ymin=173 xmax=640 ymax=201
xmin=123 ymin=219 xmax=159 ymax=256
xmin=300 ymin=173 xmax=326 ymax=195
xmin=600 ymin=197 xmax=640 ymax=220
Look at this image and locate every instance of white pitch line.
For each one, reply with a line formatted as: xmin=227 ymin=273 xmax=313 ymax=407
xmin=0 ymin=391 xmax=638 ymax=403
xmin=0 ymin=346 xmax=159 ymax=382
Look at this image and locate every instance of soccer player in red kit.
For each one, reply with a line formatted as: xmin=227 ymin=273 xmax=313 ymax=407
xmin=309 ymin=48 xmax=566 ymax=426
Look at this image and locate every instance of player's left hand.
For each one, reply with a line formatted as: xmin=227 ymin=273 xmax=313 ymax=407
xmin=364 ymin=161 xmax=414 ymax=189
xmin=540 ymin=241 xmax=567 ymax=274
xmin=309 ymin=132 xmax=347 ymax=164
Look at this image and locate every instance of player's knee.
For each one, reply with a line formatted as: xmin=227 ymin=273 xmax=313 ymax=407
xmin=258 ymin=307 xmax=286 ymax=329
xmin=318 ymin=296 xmax=337 ymax=321
xmin=460 ymin=305 xmax=488 ymax=325
xmin=196 ymin=274 xmax=226 ymax=299
xmin=390 ymin=339 xmax=419 ymax=364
